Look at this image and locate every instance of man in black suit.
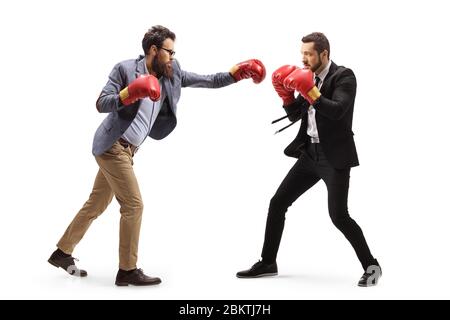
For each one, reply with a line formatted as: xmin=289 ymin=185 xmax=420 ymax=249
xmin=237 ymin=32 xmax=381 ymax=287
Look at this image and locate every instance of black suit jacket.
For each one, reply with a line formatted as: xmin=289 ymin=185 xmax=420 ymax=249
xmin=282 ymin=62 xmax=359 ymax=169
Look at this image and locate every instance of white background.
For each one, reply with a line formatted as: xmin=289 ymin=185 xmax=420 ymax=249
xmin=1 ymin=0 xmax=449 ymax=300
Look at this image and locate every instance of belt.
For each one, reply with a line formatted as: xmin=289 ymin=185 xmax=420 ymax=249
xmin=306 ymin=141 xmax=323 ymax=161
xmin=118 ymin=138 xmax=139 ymax=155
xmin=306 ymin=141 xmax=321 ymax=150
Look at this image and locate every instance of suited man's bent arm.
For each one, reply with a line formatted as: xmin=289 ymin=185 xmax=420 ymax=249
xmin=313 ymin=69 xmax=357 ymax=121
xmin=282 ymin=96 xmax=309 ymax=122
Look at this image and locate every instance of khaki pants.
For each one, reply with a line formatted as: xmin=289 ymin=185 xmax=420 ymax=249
xmin=57 ymin=141 xmax=143 ymax=270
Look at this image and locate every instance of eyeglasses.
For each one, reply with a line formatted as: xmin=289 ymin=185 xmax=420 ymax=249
xmin=159 ymin=47 xmax=176 ymax=57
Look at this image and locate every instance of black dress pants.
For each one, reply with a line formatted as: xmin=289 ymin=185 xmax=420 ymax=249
xmin=261 ymin=142 xmax=376 ymax=270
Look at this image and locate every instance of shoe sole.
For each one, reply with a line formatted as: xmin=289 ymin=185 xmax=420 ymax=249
xmin=115 ymin=280 xmax=162 ymax=287
xmin=358 ymin=282 xmax=379 ymax=287
xmin=358 ymin=276 xmax=381 ymax=287
xmin=48 ymin=259 xmax=88 ymax=277
xmin=236 ymin=272 xmax=278 ymax=278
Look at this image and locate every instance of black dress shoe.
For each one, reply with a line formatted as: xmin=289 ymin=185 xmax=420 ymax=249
xmin=236 ymin=260 xmax=278 ymax=278
xmin=115 ymin=268 xmax=161 ymax=286
xmin=48 ymin=249 xmax=88 ymax=277
xmin=358 ymin=263 xmax=382 ymax=287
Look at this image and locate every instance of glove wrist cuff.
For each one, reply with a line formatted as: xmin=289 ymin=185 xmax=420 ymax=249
xmin=307 ymin=86 xmax=321 ymax=102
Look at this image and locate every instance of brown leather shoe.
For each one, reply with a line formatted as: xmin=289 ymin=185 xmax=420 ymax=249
xmin=115 ymin=268 xmax=161 ymax=286
xmin=48 ymin=249 xmax=88 ymax=277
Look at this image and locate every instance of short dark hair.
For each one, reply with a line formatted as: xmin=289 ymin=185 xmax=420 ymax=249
xmin=142 ymin=25 xmax=176 ymax=55
xmin=301 ymin=32 xmax=330 ymax=58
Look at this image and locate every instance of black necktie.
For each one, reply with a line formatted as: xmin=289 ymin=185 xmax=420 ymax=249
xmin=315 ymin=76 xmax=321 ymax=88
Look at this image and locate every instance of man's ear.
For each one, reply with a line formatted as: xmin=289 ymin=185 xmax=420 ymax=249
xmin=149 ymin=45 xmax=158 ymax=55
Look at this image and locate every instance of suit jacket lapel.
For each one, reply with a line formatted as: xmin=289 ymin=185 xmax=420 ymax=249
xmin=320 ymin=61 xmax=338 ymax=95
xmin=162 ymin=78 xmax=174 ymax=111
xmin=135 ymin=56 xmax=147 ymax=78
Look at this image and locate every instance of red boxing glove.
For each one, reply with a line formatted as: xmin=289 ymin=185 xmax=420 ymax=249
xmin=272 ymin=65 xmax=299 ymax=106
xmin=230 ymin=59 xmax=266 ymax=84
xmin=119 ymin=74 xmax=161 ymax=105
xmin=283 ymin=68 xmax=321 ymax=105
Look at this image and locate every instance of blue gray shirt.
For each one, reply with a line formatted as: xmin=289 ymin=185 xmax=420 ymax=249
xmin=121 ymin=61 xmax=165 ymax=147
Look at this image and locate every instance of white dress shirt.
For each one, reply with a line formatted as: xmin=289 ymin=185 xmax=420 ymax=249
xmin=307 ymin=60 xmax=332 ymax=143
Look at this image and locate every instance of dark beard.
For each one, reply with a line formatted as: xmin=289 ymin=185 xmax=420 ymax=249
xmin=311 ymin=55 xmax=323 ymax=73
xmin=152 ymin=56 xmax=173 ymax=79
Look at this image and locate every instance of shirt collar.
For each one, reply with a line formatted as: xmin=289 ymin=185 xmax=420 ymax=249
xmin=315 ymin=60 xmax=332 ymax=82
xmin=143 ymin=57 xmax=150 ymax=75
